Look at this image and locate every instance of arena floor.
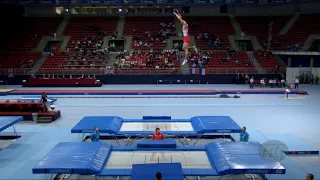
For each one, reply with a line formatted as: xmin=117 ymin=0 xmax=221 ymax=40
xmin=0 ymin=84 xmax=319 ymax=180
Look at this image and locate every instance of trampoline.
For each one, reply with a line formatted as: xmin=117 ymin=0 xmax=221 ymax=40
xmin=0 ymin=116 xmax=23 ymax=138
xmin=32 ymin=142 xmax=286 ymax=179
xmin=71 ymin=116 xmax=242 ymax=145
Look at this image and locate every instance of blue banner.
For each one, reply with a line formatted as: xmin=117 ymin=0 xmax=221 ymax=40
xmin=6 ymin=0 xmax=299 ymax=4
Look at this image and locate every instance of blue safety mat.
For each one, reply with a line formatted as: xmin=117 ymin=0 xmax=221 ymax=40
xmin=191 ymin=116 xmax=242 ymax=133
xmin=0 ymin=116 xmax=23 ymax=132
xmin=131 ymin=163 xmax=184 ymax=180
xmin=137 ymin=140 xmax=177 ymax=148
xmin=32 ymin=142 xmax=112 ymax=174
xmin=206 ymin=142 xmax=286 ymax=175
xmin=71 ymin=116 xmax=123 ymax=133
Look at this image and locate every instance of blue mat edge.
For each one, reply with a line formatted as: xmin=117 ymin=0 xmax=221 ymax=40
xmin=9 ymin=91 xmax=307 ymax=95
xmin=0 ymin=116 xmax=24 ymax=132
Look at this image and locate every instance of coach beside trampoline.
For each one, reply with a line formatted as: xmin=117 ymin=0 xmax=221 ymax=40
xmin=91 ymin=127 xmax=100 ymax=142
xmin=240 ymin=127 xmax=249 ymax=142
xmin=152 ymin=128 xmax=165 ymax=140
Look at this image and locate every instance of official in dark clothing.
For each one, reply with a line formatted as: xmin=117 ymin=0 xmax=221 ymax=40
xmin=41 ymin=92 xmax=48 ymax=112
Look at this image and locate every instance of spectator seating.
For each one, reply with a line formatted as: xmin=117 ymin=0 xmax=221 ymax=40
xmin=201 ymin=51 xmax=257 ymax=73
xmin=60 ymin=17 xmax=117 ymax=70
xmin=114 ymin=50 xmax=181 ymax=74
xmin=276 ymin=14 xmax=320 ymax=50
xmin=236 ymin=16 xmax=290 ymax=49
xmin=5 ymin=17 xmax=63 ymax=51
xmin=186 ymin=16 xmax=234 ymax=50
xmin=39 ymin=53 xmax=68 ymax=74
xmin=124 ymin=17 xmax=176 ymax=50
xmin=254 ymin=51 xmax=282 ymax=72
xmin=0 ymin=52 xmax=41 ymax=68
xmin=64 ymin=17 xmax=118 ymax=43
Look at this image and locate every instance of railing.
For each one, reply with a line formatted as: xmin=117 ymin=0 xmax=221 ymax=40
xmin=0 ymin=67 xmax=285 ymax=76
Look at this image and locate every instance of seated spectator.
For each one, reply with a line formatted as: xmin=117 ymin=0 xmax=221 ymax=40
xmin=31 ymin=74 xmax=36 ymax=79
xmin=151 ymin=128 xmax=165 ymax=140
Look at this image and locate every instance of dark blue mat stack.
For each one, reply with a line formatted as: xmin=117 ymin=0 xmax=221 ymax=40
xmin=137 ymin=140 xmax=177 ymax=148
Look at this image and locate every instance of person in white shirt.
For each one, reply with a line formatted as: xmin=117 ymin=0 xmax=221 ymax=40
xmin=281 ymin=79 xmax=286 ymax=88
xmin=295 ymin=77 xmax=299 ymax=89
xmin=273 ymin=79 xmax=277 ymax=88
xmin=269 ymin=79 xmax=273 ymax=88
xmin=260 ymin=79 xmax=265 ymax=88
xmin=250 ymin=77 xmax=254 ymax=89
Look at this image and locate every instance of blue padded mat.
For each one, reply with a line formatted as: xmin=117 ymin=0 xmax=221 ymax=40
xmin=191 ymin=116 xmax=242 ymax=133
xmin=131 ymin=163 xmax=184 ymax=180
xmin=143 ymin=116 xmax=171 ymax=120
xmin=0 ymin=116 xmax=23 ymax=132
xmin=71 ymin=116 xmax=123 ymax=133
xmin=205 ymin=142 xmax=286 ymax=175
xmin=32 ymin=142 xmax=111 ymax=174
xmin=137 ymin=140 xmax=177 ymax=148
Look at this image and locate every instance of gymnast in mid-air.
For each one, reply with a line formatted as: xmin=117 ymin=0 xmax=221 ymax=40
xmin=173 ymin=10 xmax=198 ymax=66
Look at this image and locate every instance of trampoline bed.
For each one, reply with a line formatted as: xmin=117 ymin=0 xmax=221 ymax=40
xmin=32 ymin=141 xmax=286 ymax=178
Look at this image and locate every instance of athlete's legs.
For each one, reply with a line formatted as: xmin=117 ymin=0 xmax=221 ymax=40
xmin=182 ymin=42 xmax=189 ymax=65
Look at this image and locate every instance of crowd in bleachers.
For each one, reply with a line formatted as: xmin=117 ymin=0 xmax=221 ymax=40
xmin=2 ymin=14 xmax=320 ymax=76
xmin=130 ymin=22 xmax=176 ymax=50
xmin=114 ymin=49 xmax=180 ymax=71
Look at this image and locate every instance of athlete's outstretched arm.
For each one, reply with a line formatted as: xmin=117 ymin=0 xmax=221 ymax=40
xmin=173 ymin=12 xmax=187 ymax=25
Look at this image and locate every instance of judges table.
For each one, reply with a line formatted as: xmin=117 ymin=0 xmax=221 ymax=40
xmin=27 ymin=78 xmax=97 ymax=85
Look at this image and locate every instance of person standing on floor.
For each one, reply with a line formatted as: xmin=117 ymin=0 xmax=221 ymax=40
xmin=310 ymin=74 xmax=314 ymax=85
xmin=295 ymin=77 xmax=299 ymax=89
xmin=41 ymin=92 xmax=48 ymax=112
xmin=91 ymin=127 xmax=100 ymax=142
xmin=240 ymin=127 xmax=249 ymax=142
xmin=249 ymin=77 xmax=254 ymax=89
xmin=152 ymin=128 xmax=165 ymax=140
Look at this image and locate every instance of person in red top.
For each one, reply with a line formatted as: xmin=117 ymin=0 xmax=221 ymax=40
xmin=151 ymin=128 xmax=165 ymax=140
xmin=173 ymin=10 xmax=198 ymax=66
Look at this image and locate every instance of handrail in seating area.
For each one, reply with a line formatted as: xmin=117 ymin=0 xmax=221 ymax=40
xmin=0 ymin=67 xmax=285 ymax=75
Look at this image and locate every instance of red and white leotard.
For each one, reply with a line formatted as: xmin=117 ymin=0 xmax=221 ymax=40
xmin=183 ymin=25 xmax=190 ymax=43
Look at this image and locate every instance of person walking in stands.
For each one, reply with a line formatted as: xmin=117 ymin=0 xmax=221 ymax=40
xmin=249 ymin=77 xmax=254 ymax=89
xmin=41 ymin=92 xmax=48 ymax=112
xmin=156 ymin=172 xmax=162 ymax=180
xmin=91 ymin=127 xmax=100 ymax=142
xmin=295 ymin=77 xmax=299 ymax=89
xmin=240 ymin=127 xmax=249 ymax=142
xmin=306 ymin=173 xmax=314 ymax=180
xmin=152 ymin=128 xmax=165 ymax=140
